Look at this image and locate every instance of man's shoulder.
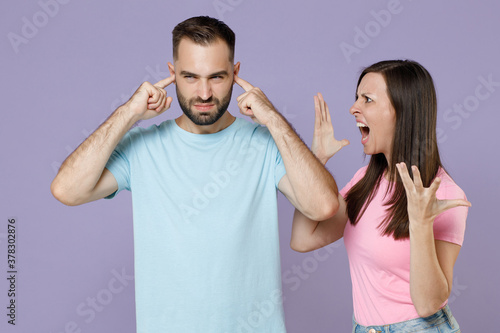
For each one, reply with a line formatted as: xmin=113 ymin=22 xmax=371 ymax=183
xmin=233 ymin=117 xmax=273 ymax=139
xmin=124 ymin=119 xmax=172 ymax=139
xmin=115 ymin=120 xmax=173 ymax=153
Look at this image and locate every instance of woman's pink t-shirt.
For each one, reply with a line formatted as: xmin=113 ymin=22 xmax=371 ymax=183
xmin=339 ymin=166 xmax=468 ymax=326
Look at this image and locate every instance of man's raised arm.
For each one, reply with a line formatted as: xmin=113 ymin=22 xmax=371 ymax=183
xmin=234 ymin=75 xmax=340 ymax=221
xmin=51 ymin=76 xmax=175 ymax=206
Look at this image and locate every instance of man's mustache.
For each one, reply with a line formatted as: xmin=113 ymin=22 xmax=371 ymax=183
xmin=191 ymin=96 xmax=216 ymax=104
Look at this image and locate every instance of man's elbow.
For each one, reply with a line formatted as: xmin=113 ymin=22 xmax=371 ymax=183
xmin=307 ymin=199 xmax=339 ymax=221
xmin=290 ymin=238 xmax=316 ymax=253
xmin=50 ymin=180 xmax=82 ymax=206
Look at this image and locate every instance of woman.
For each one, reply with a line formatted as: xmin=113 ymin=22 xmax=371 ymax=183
xmin=291 ymin=60 xmax=470 ymax=332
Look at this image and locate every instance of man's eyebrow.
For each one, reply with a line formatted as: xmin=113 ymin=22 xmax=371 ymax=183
xmin=179 ymin=70 xmax=229 ymax=77
xmin=180 ymin=71 xmax=198 ymax=77
xmin=209 ymin=70 xmax=229 ymax=77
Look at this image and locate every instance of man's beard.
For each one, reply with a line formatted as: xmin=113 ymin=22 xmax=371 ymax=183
xmin=176 ymin=86 xmax=232 ymax=126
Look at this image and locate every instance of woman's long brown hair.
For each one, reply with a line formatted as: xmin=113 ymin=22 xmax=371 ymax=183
xmin=345 ymin=60 xmax=442 ymax=239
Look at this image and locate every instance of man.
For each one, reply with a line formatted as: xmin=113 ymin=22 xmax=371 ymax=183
xmin=51 ymin=16 xmax=338 ymax=332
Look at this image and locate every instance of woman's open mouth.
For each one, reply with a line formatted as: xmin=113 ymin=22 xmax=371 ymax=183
xmin=357 ymin=122 xmax=370 ymax=144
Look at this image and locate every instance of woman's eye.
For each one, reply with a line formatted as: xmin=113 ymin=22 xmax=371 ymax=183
xmin=365 ymin=96 xmax=373 ymax=103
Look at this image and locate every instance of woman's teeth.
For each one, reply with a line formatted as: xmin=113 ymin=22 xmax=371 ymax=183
xmin=357 ymin=122 xmax=370 ymax=143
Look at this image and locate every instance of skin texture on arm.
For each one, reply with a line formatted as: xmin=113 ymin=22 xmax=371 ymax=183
xmin=291 ymin=195 xmax=348 ymax=252
xmin=289 ymin=93 xmax=350 ymax=252
xmin=396 ymin=163 xmax=471 ymax=317
xmin=51 ymin=76 xmax=175 ymax=206
xmin=234 ymin=77 xmax=341 ymax=221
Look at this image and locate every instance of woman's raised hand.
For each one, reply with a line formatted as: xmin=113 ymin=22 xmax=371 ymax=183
xmin=311 ymin=93 xmax=350 ymax=165
xmin=396 ymin=163 xmax=471 ymax=227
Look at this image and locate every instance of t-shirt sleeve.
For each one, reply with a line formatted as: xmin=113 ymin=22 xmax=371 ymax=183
xmin=433 ymin=180 xmax=468 ymax=246
xmin=274 ymin=149 xmax=286 ymax=188
xmin=257 ymin=125 xmax=286 ymax=188
xmin=104 ymin=132 xmax=134 ymax=199
xmin=340 ymin=166 xmax=368 ymax=199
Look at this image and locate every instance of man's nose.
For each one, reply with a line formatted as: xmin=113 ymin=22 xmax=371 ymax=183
xmin=197 ymin=80 xmax=212 ymax=101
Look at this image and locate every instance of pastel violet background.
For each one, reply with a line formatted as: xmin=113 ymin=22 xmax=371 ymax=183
xmin=1 ymin=0 xmax=498 ymax=332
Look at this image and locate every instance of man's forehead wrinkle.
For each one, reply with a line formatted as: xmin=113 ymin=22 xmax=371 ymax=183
xmin=175 ymin=54 xmax=232 ymax=77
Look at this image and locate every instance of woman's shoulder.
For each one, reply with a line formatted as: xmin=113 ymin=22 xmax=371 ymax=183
xmin=435 ymin=168 xmax=467 ymax=200
xmin=340 ymin=165 xmax=369 ymax=196
xmin=351 ymin=165 xmax=369 ymax=182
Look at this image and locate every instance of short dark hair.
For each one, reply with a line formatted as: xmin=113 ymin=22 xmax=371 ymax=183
xmin=346 ymin=60 xmax=443 ymax=239
xmin=172 ymin=16 xmax=235 ymax=62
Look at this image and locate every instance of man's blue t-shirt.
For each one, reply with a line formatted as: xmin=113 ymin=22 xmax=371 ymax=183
xmin=105 ymin=118 xmax=287 ymax=333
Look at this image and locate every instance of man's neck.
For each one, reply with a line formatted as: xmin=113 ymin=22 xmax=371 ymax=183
xmin=175 ymin=112 xmax=236 ymax=134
